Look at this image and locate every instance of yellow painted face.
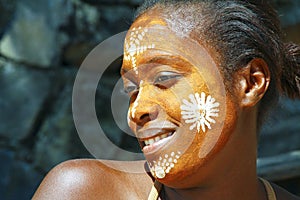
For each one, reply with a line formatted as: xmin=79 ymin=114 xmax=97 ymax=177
xmin=121 ymin=9 xmax=231 ymax=187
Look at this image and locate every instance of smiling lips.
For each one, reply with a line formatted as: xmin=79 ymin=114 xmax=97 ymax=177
xmin=137 ymin=121 xmax=177 ymax=153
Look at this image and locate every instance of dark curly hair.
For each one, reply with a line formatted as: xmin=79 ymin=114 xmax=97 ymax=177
xmin=134 ymin=0 xmax=300 ymax=129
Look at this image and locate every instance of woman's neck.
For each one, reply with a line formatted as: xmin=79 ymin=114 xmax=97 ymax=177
xmin=162 ymin=175 xmax=266 ymax=200
xmin=161 ymin=109 xmax=267 ymax=200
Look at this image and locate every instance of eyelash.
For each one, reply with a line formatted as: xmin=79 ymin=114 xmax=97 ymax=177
xmin=154 ymin=74 xmax=182 ymax=89
xmin=124 ymin=73 xmax=182 ymax=96
xmin=124 ymin=85 xmax=138 ymax=94
xmin=155 ymin=75 xmax=173 ymax=82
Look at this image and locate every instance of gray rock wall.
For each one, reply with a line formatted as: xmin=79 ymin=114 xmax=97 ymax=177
xmin=0 ymin=0 xmax=299 ymax=199
xmin=0 ymin=0 xmax=141 ymax=199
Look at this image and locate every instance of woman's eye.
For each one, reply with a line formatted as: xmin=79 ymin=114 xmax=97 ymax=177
xmin=124 ymin=85 xmax=139 ymax=102
xmin=156 ymin=75 xmax=172 ymax=82
xmin=154 ymin=72 xmax=182 ymax=89
xmin=124 ymin=85 xmax=137 ymax=95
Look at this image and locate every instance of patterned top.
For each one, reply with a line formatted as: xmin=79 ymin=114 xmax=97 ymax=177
xmin=147 ymin=178 xmax=276 ymax=200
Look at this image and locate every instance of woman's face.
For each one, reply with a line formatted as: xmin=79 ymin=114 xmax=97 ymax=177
xmin=121 ymin=10 xmax=236 ymax=187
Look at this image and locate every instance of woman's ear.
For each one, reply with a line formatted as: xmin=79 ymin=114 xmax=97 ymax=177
xmin=235 ymin=58 xmax=270 ymax=107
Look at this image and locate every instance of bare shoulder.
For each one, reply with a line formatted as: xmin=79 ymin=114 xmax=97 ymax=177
xmin=272 ymin=183 xmax=300 ymax=200
xmin=32 ymin=159 xmax=153 ymax=200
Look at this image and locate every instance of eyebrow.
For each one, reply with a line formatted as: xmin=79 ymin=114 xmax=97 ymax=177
xmin=120 ymin=55 xmax=193 ymax=77
xmin=120 ymin=67 xmax=128 ymax=75
xmin=146 ymin=55 xmax=191 ymax=66
xmin=120 ymin=59 xmax=131 ymax=75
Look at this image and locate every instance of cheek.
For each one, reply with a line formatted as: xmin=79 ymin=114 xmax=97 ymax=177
xmin=156 ymin=75 xmax=210 ymax=123
xmin=157 ymin=90 xmax=183 ymax=120
xmin=155 ymin=84 xmax=195 ymax=122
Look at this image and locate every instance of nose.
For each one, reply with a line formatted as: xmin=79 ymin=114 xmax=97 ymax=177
xmin=131 ymin=104 xmax=159 ymax=127
xmin=129 ymin=88 xmax=159 ymax=127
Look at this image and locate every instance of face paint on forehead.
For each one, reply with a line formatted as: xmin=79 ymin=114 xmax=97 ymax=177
xmin=124 ymin=26 xmax=156 ymax=75
xmin=181 ymin=92 xmax=220 ymax=133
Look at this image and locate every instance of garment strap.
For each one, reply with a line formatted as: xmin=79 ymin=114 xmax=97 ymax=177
xmin=147 ymin=180 xmax=162 ymax=200
xmin=147 ymin=178 xmax=276 ymax=200
xmin=259 ymin=178 xmax=277 ymax=200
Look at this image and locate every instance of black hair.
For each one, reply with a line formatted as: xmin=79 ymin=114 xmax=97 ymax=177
xmin=134 ymin=0 xmax=300 ymax=129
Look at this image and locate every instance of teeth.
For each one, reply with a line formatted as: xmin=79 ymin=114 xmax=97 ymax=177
xmin=143 ymin=132 xmax=174 ymax=146
xmin=161 ymin=134 xmax=167 ymax=139
xmin=148 ymin=139 xmax=155 ymax=145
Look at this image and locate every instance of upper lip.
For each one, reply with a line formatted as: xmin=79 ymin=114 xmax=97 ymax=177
xmin=137 ymin=120 xmax=177 ymax=141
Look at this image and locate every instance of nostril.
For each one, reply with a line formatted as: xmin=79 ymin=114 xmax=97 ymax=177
xmin=137 ymin=109 xmax=159 ymax=126
xmin=137 ymin=114 xmax=151 ymax=126
xmin=140 ymin=113 xmax=149 ymax=120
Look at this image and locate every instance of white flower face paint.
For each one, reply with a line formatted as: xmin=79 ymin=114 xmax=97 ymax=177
xmin=181 ymin=92 xmax=220 ymax=133
xmin=148 ymin=151 xmax=182 ymax=179
xmin=124 ymin=26 xmax=156 ymax=74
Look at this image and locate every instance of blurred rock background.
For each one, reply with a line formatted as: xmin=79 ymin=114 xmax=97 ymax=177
xmin=0 ymin=0 xmax=299 ymax=199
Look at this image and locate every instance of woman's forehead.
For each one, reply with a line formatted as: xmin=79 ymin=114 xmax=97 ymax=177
xmin=131 ymin=5 xmax=204 ymax=38
xmin=122 ymin=5 xmax=223 ymax=83
xmin=131 ymin=7 xmax=167 ymax=28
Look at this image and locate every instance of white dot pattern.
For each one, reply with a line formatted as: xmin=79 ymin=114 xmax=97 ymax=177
xmin=148 ymin=151 xmax=182 ymax=179
xmin=124 ymin=26 xmax=155 ymax=74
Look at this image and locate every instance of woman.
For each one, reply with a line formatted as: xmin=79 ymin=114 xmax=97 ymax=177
xmin=33 ymin=0 xmax=300 ymax=199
